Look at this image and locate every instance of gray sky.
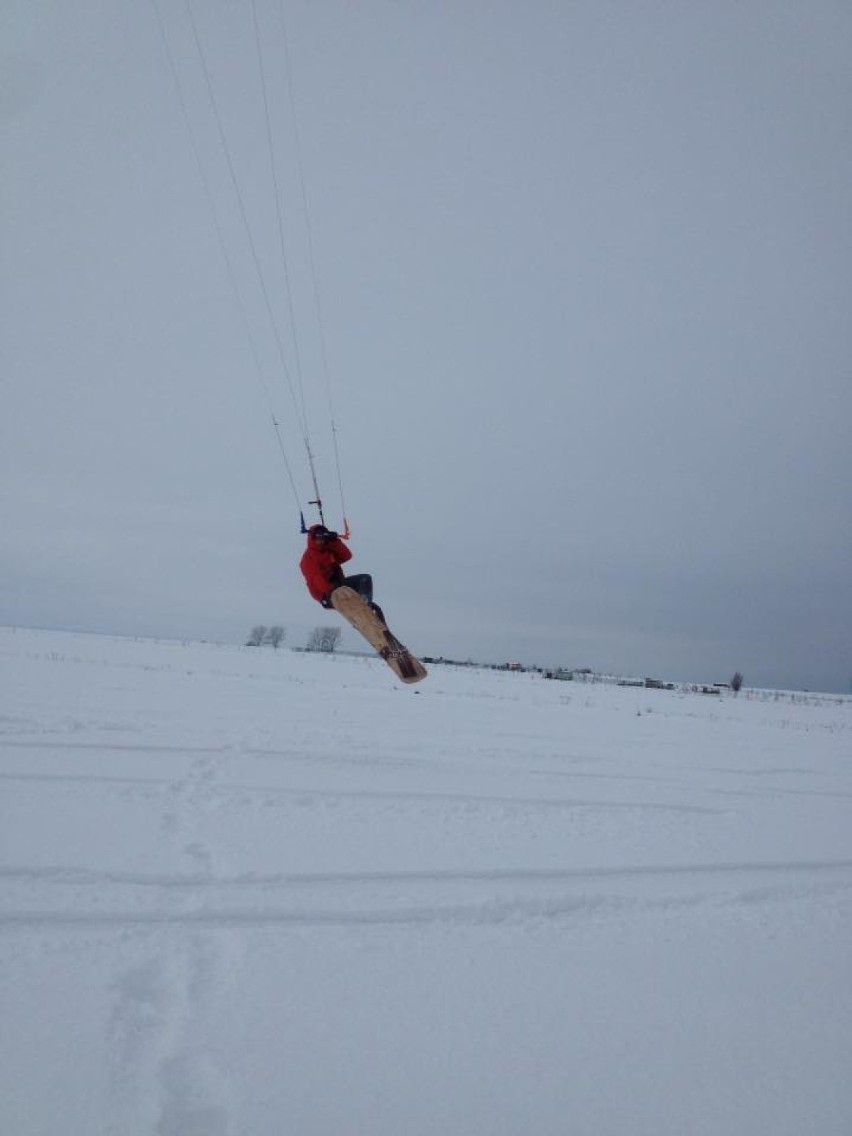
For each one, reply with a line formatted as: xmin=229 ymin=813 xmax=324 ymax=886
xmin=4 ymin=0 xmax=851 ymax=691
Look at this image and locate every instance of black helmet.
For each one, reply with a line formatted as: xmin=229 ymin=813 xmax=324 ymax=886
xmin=309 ymin=524 xmax=336 ymax=542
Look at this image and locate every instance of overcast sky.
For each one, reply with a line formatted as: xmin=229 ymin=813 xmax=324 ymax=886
xmin=4 ymin=0 xmax=851 ymax=691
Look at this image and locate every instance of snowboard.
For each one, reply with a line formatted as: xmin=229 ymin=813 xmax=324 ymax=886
xmin=331 ymin=586 xmax=427 ymax=684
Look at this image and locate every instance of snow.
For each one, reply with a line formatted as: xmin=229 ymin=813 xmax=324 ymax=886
xmin=2 ymin=626 xmax=851 ymax=1135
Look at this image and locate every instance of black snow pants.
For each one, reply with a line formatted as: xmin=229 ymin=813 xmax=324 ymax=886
xmin=342 ymin=573 xmax=374 ymax=603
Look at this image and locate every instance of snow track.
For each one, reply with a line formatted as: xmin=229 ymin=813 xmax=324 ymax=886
xmin=2 ymin=628 xmax=851 ymax=1135
xmin=3 ymin=859 xmax=852 ymax=931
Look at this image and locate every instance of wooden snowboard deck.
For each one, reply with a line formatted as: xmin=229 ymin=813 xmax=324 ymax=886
xmin=331 ymin=587 xmax=427 ymax=684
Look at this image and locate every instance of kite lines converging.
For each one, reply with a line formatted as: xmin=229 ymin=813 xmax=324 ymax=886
xmin=150 ymin=0 xmax=349 ymax=535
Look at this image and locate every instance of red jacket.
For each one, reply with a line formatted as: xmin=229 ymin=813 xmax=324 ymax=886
xmin=300 ymin=525 xmax=352 ymax=603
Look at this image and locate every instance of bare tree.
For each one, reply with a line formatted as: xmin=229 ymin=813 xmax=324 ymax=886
xmin=307 ymin=626 xmax=341 ymax=653
xmin=246 ymin=625 xmax=267 ymax=647
xmin=731 ymin=671 xmax=744 ymax=694
xmin=266 ymin=626 xmax=285 ymax=649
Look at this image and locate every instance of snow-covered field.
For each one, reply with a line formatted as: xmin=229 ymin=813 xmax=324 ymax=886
xmin=1 ymin=626 xmax=850 ymax=1136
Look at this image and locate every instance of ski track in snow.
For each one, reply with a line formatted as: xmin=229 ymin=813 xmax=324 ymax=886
xmin=3 ymin=859 xmax=852 ymax=931
xmin=2 ymin=628 xmax=851 ymax=1136
xmin=102 ymin=746 xmax=240 ymax=1134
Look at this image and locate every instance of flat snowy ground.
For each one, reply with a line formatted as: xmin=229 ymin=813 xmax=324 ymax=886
xmin=1 ymin=627 xmax=850 ymax=1135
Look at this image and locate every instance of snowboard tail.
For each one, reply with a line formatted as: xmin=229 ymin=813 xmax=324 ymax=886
xmin=331 ymin=587 xmax=427 ymax=685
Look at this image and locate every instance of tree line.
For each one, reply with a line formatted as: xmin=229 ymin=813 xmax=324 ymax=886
xmin=245 ymin=625 xmax=341 ymax=653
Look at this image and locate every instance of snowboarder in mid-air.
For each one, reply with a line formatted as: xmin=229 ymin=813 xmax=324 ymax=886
xmin=299 ymin=523 xmax=426 ymax=684
xmin=300 ymin=524 xmax=385 ymax=623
